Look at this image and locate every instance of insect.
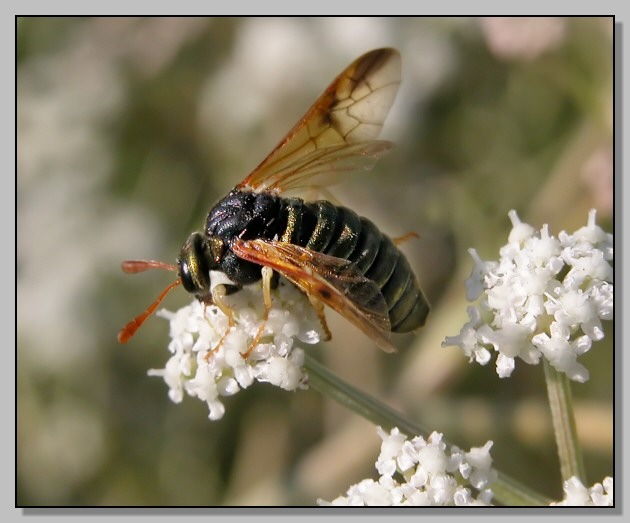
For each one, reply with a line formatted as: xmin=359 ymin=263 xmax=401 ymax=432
xmin=118 ymin=48 xmax=429 ymax=353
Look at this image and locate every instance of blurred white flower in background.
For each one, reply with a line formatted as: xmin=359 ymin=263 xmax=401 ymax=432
xmin=480 ymin=17 xmax=567 ymax=61
xmin=581 ymin=144 xmax=614 ymax=216
xmin=442 ymin=209 xmax=613 ymax=382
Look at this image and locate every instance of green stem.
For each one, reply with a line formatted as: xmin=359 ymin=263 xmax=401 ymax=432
xmin=303 ymin=353 xmax=551 ymax=506
xmin=543 ymin=359 xmax=586 ymax=483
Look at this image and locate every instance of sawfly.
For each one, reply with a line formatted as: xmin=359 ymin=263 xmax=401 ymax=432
xmin=118 ymin=48 xmax=429 ymax=354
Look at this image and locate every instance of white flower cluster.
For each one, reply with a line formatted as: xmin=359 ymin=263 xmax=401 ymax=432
xmin=149 ymin=279 xmax=322 ymax=420
xmin=551 ymin=476 xmax=614 ymax=506
xmin=318 ymin=427 xmax=497 ymax=506
xmin=443 ymin=210 xmax=613 ymax=382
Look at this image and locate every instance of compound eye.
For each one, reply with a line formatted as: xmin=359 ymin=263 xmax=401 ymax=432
xmin=179 ymin=257 xmax=196 ymax=293
xmin=178 ymin=233 xmax=210 ymax=295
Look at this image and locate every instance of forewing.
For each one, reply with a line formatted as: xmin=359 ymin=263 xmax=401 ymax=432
xmin=238 ymin=48 xmax=401 ymax=194
xmin=231 ymin=239 xmax=395 ymax=352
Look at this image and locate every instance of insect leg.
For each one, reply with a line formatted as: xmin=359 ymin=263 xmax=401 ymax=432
xmin=392 ymin=232 xmax=419 ymax=245
xmin=204 ymin=325 xmax=232 ymax=363
xmin=261 ymin=265 xmax=273 ymax=311
xmin=307 ymin=294 xmax=332 ymax=342
xmin=201 ymin=284 xmax=237 ymax=361
xmin=241 ymin=266 xmax=274 ymax=359
xmin=211 ymin=284 xmax=235 ymax=327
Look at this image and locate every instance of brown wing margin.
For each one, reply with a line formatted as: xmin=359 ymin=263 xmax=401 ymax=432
xmin=231 ymin=239 xmax=395 ymax=353
xmin=237 ymin=48 xmax=401 ymax=194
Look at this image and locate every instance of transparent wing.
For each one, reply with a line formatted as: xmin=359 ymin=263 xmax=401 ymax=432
xmin=231 ymin=239 xmax=394 ymax=352
xmin=237 ymin=48 xmax=401 ymax=194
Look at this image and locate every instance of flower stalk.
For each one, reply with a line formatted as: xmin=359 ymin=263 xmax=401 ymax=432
xmin=543 ymin=358 xmax=586 ymax=483
xmin=304 ymin=353 xmax=551 ymax=506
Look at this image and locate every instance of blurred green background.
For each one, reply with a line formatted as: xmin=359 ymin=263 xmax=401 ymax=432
xmin=17 ymin=17 xmax=613 ymax=506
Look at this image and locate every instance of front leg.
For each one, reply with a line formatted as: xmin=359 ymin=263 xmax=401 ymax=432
xmin=210 ymin=284 xmax=235 ymax=327
xmin=241 ymin=266 xmax=274 ymax=359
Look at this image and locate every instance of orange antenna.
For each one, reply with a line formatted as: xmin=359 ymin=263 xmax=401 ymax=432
xmin=118 ymin=259 xmax=180 ymax=343
xmin=121 ymin=260 xmax=178 ymax=273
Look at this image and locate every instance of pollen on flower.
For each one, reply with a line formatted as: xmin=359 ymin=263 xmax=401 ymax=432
xmin=442 ymin=210 xmax=613 ymax=382
xmin=317 ymin=427 xmax=496 ymax=506
xmin=148 ymin=279 xmax=322 ymax=420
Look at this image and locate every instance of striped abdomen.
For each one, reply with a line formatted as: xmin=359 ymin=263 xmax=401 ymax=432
xmin=277 ymin=198 xmax=429 ymax=332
